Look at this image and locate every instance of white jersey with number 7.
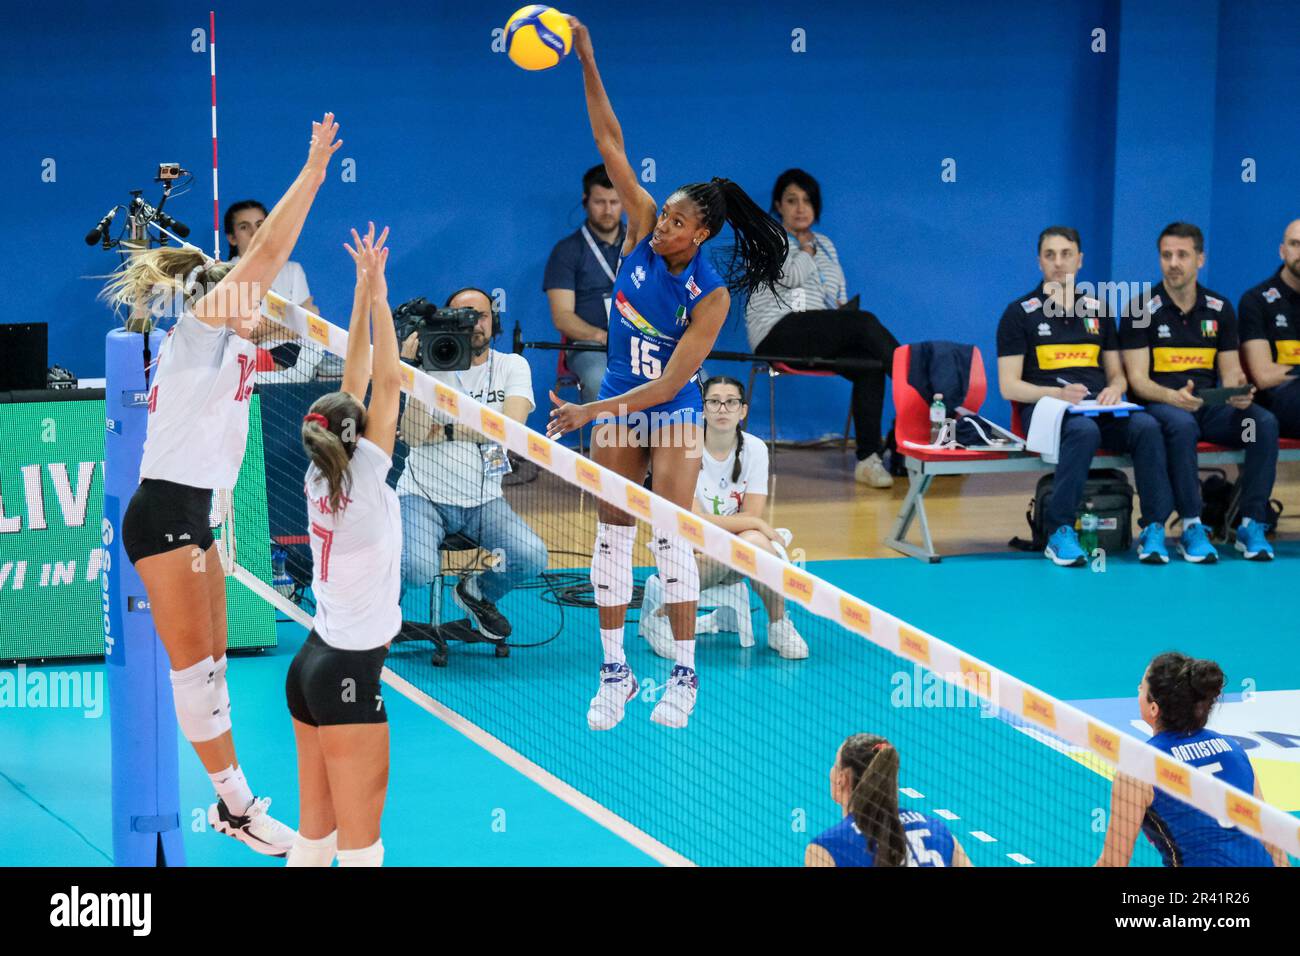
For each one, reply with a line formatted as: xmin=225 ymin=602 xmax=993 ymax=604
xmin=304 ymin=437 xmax=402 ymax=651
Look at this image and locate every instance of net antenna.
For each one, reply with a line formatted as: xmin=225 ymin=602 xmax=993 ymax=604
xmin=209 ymin=9 xmax=221 ymax=261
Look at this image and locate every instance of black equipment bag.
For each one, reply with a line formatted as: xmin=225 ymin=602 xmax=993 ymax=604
xmin=1010 ymin=468 xmax=1134 ymax=553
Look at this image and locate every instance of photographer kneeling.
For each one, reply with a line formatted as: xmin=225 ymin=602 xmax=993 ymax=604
xmin=397 ymin=288 xmax=547 ymax=643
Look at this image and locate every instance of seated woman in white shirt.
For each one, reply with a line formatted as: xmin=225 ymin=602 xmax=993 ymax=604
xmin=224 ymin=199 xmax=327 ymax=382
xmin=744 ymin=169 xmax=900 ymax=488
xmin=640 ymin=376 xmax=808 ymax=660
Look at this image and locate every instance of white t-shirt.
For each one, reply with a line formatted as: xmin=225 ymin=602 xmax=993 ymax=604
xmin=229 ymin=257 xmax=310 ymax=305
xmin=305 ymin=437 xmax=402 ymax=650
xmin=396 ymin=350 xmax=535 ymax=508
xmin=229 ymin=257 xmax=322 ymax=384
xmin=695 ymin=431 xmax=769 ymax=517
xmin=139 ymin=310 xmax=258 ymax=490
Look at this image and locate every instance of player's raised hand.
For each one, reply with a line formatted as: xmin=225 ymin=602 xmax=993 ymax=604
xmin=306 ymin=112 xmax=343 ymax=180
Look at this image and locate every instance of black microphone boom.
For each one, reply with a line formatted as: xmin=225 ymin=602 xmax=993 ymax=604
xmin=157 ymin=211 xmax=190 ymax=239
xmin=84 ymin=206 xmax=119 ymax=245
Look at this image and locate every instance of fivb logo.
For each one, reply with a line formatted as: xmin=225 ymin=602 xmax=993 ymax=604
xmin=49 ymin=886 xmax=151 ymax=936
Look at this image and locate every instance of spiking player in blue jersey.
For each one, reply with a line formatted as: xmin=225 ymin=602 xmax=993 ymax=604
xmin=806 ymin=734 xmax=972 ymax=867
xmin=546 ymin=18 xmax=787 ymax=731
xmin=1096 ymin=652 xmax=1289 ymax=867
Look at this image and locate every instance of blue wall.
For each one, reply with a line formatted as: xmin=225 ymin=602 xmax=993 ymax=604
xmin=4 ymin=0 xmax=1295 ymax=439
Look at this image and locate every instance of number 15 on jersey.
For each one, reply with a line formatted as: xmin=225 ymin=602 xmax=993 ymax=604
xmin=629 ymin=336 xmax=662 ymax=380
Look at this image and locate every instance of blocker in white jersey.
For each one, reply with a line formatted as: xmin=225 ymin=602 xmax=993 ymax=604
xmin=695 ymin=429 xmax=768 ymax=518
xmin=140 ymin=309 xmax=259 ymax=492
xmin=305 ymin=437 xmax=402 ymax=651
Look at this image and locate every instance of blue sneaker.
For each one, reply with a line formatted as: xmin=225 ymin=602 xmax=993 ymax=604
xmin=1136 ymin=523 xmax=1170 ymax=564
xmin=1234 ymin=521 xmax=1274 ymax=561
xmin=1178 ymin=522 xmax=1218 ymax=563
xmin=1045 ymin=526 xmax=1087 ymax=567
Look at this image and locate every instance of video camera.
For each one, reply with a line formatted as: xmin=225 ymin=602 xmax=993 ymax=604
xmin=394 ymin=298 xmax=479 ymax=371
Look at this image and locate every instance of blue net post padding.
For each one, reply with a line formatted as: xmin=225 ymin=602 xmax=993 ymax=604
xmin=104 ymin=327 xmax=185 ymax=867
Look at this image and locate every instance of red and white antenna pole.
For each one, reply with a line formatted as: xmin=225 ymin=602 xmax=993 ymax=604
xmin=210 ymin=10 xmax=220 ymax=260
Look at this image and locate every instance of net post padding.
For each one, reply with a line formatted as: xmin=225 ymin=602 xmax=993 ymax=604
xmin=251 ymin=291 xmax=1300 ymax=861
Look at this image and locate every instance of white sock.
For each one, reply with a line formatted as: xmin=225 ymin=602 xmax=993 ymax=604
xmin=1240 ymin=517 xmax=1253 ymax=527
xmin=600 ymin=627 xmax=626 ymax=666
xmin=674 ymin=639 xmax=696 ymax=670
xmin=209 ymin=765 xmax=253 ymax=814
xmin=337 ymin=838 xmax=384 ymax=867
xmin=286 ymin=830 xmax=336 ymax=867
xmin=1183 ymin=517 xmax=1201 ymax=528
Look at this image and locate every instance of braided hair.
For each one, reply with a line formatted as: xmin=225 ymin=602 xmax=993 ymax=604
xmin=669 ymin=178 xmax=788 ymax=300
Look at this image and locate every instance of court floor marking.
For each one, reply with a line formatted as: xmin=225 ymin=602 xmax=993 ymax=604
xmin=233 ymin=564 xmax=695 ymax=868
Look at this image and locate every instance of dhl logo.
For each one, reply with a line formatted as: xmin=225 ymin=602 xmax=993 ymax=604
xmin=1155 ymin=756 xmax=1192 ymax=797
xmin=480 ymin=409 xmax=507 ymax=442
xmin=1035 ymin=343 xmax=1100 ymax=370
xmin=1022 ymin=689 xmax=1056 ymax=729
xmin=307 ymin=314 xmax=330 ymax=345
xmin=839 ymin=596 xmax=871 ymax=635
xmin=1275 ymin=339 xmax=1300 ymax=365
xmin=576 ymin=459 xmax=602 ymax=493
xmin=677 ymin=513 xmax=706 ymax=548
xmin=730 ymin=540 xmax=757 ymax=575
xmin=898 ymin=626 xmax=930 ymax=664
xmin=527 ymin=433 xmax=552 ymax=467
xmin=1224 ymin=792 xmax=1262 ymax=833
xmin=959 ymin=657 xmax=992 ymax=697
xmin=261 ymin=292 xmax=287 ymax=321
xmin=1088 ymin=722 xmax=1121 ymax=763
xmin=625 ymin=484 xmax=651 ymax=520
xmin=434 ymin=384 xmax=459 ymax=417
xmin=398 ymin=364 xmax=415 ymax=391
xmin=1152 ymin=347 xmax=1215 ymax=372
xmin=782 ymin=566 xmax=813 ymax=602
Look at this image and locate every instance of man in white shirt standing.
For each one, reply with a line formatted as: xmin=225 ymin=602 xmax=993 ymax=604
xmin=398 ymin=288 xmax=547 ymax=643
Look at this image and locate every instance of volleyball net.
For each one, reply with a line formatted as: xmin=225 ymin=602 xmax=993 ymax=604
xmin=225 ymin=291 xmax=1299 ymax=867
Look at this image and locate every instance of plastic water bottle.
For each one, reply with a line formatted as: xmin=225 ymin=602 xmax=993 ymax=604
xmin=272 ymin=544 xmax=293 ymax=597
xmin=929 ymin=394 xmax=946 ymax=444
xmin=1079 ymin=503 xmax=1099 ymax=555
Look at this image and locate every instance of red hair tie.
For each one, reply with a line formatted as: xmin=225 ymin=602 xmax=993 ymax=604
xmin=872 ymin=742 xmax=891 ymax=752
xmin=303 ymin=413 xmax=329 ymax=429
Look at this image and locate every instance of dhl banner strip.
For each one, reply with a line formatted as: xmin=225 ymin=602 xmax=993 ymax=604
xmin=259 ymin=292 xmax=1300 ymax=858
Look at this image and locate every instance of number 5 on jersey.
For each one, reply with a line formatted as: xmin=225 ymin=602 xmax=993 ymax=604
xmin=629 ymin=336 xmax=662 ymax=380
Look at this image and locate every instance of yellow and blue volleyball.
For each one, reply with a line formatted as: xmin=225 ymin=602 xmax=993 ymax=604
xmin=505 ymin=5 xmax=572 ymax=71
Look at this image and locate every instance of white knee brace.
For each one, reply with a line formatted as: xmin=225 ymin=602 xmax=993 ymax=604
xmin=170 ymin=655 xmax=230 ymax=743
xmin=213 ymin=654 xmax=231 ymax=724
xmin=590 ymin=522 xmax=636 ymax=607
xmin=651 ymin=527 xmax=699 ymax=605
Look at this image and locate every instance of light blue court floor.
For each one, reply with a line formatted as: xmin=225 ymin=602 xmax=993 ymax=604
xmin=3 ymin=542 xmax=1298 ymax=866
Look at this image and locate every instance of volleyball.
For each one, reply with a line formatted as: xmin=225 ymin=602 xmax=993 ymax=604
xmin=505 ymin=5 xmax=572 ymax=71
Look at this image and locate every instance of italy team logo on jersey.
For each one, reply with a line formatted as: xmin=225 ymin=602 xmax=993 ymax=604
xmin=686 ymin=276 xmax=703 ymax=300
xmin=1084 ymin=317 xmax=1100 ymax=336
xmin=674 ymin=305 xmax=688 ymax=327
xmin=1201 ymin=319 xmax=1218 ymax=338
xmin=615 ymin=290 xmax=670 ymax=339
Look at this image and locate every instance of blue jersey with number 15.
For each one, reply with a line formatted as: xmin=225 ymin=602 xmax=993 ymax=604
xmin=599 ymin=233 xmax=725 ymax=407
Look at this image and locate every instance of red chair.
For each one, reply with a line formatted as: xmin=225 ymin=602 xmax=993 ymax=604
xmin=744 ymin=361 xmax=854 ymax=459
xmin=892 ymin=344 xmax=1002 ymax=460
xmin=554 ymin=335 xmax=586 ymax=455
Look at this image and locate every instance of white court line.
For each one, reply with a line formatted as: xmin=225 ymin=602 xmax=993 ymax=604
xmin=969 ymin=830 xmax=997 ymax=843
xmin=231 ymin=564 xmax=695 ymax=867
xmin=932 ymin=808 xmax=959 ymax=821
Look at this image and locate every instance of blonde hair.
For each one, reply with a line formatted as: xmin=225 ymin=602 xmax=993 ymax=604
xmin=97 ymin=246 xmax=233 ymax=331
xmin=302 ymin=392 xmax=368 ymax=515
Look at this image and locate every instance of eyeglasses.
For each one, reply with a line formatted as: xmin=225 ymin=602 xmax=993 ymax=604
xmin=704 ymin=398 xmax=743 ymax=411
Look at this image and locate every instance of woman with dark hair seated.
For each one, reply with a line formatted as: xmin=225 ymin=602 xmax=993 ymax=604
xmin=1096 ymin=651 xmax=1289 ymax=867
xmin=746 ymin=168 xmax=900 ymax=488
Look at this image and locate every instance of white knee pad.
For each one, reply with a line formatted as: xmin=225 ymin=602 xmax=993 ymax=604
xmin=591 ymin=522 xmax=636 ymax=607
xmin=212 ymin=654 xmax=231 ymax=723
xmin=651 ymin=527 xmax=699 ymax=605
xmin=170 ymin=656 xmax=230 ymax=743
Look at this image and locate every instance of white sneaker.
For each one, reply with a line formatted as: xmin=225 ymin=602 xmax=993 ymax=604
xmin=767 ymin=616 xmax=809 ymax=659
xmin=650 ymin=665 xmax=698 ymax=729
xmin=854 ymin=453 xmax=894 ymax=488
xmin=587 ymin=662 xmax=638 ymax=730
xmin=638 ymin=575 xmax=676 ymax=658
xmin=208 ymin=796 xmax=296 ymax=857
